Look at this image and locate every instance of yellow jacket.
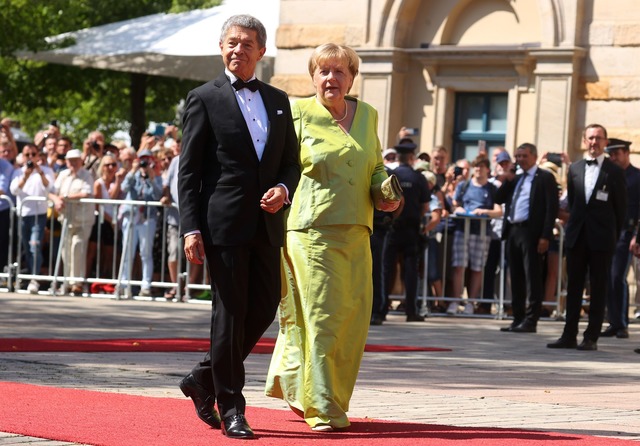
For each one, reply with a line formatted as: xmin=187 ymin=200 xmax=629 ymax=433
xmin=287 ymin=96 xmax=387 ymax=232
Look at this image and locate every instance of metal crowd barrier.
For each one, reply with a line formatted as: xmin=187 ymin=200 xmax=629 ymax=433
xmin=9 ymin=196 xmax=212 ymax=302
xmin=389 ymin=213 xmax=567 ymax=320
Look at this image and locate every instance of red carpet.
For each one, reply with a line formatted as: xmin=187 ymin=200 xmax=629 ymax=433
xmin=0 ymin=381 xmax=635 ymax=446
xmin=0 ymin=337 xmax=450 ymax=353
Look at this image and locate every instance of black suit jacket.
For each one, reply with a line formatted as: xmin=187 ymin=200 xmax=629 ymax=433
xmin=496 ymin=167 xmax=559 ymax=242
xmin=178 ymin=72 xmax=300 ymax=247
xmin=565 ymin=158 xmax=627 ymax=251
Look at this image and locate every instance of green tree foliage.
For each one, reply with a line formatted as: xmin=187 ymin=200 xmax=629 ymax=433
xmin=0 ymin=0 xmax=220 ymax=147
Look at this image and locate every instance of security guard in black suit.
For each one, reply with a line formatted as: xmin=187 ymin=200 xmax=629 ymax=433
xmin=382 ymin=142 xmax=430 ymax=321
xmin=548 ymin=124 xmax=627 ymax=351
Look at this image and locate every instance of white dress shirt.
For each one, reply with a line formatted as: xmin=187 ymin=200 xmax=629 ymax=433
xmin=10 ymin=165 xmax=55 ymax=216
xmin=226 ymin=69 xmax=268 ymax=161
xmin=226 ymin=70 xmax=289 ymax=200
xmin=584 ymin=153 xmax=604 ymax=202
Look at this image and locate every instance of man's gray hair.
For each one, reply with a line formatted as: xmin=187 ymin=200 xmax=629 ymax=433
xmin=121 ymin=146 xmax=137 ymax=158
xmin=220 ymin=14 xmax=267 ymax=48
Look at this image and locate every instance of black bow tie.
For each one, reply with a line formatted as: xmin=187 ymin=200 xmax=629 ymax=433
xmin=585 ymin=158 xmax=598 ymax=166
xmin=232 ymin=78 xmax=259 ymax=92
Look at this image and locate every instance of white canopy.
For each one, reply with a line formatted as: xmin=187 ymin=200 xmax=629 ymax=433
xmin=20 ymin=0 xmax=279 ymax=81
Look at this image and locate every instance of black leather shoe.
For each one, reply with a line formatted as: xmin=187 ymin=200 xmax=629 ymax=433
xmin=512 ymin=320 xmax=537 ymax=333
xmin=577 ymin=339 xmax=598 ymax=351
xmin=616 ymin=328 xmax=629 ymax=339
xmin=600 ymin=325 xmax=618 ymax=337
xmin=222 ymin=414 xmax=255 ymax=439
xmin=406 ymin=314 xmax=425 ymax=322
xmin=547 ymin=337 xmax=578 ymax=349
xmin=500 ymin=321 xmax=521 ymax=332
xmin=179 ymin=374 xmax=221 ymax=429
xmin=370 ymin=316 xmax=383 ymax=326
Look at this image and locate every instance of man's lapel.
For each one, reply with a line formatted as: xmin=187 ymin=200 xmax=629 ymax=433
xmin=530 ymin=169 xmax=539 ymax=204
xmin=574 ymin=160 xmax=587 ymax=203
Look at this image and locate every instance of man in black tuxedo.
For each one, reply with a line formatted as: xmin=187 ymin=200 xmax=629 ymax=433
xmin=497 ymin=143 xmax=559 ymax=333
xmin=548 ymin=124 xmax=627 ymax=351
xmin=177 ymin=15 xmax=300 ymax=439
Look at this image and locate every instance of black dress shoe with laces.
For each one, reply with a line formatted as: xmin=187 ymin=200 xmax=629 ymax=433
xmin=512 ymin=320 xmax=537 ymax=333
xmin=547 ymin=337 xmax=578 ymax=349
xmin=222 ymin=414 xmax=255 ymax=439
xmin=500 ymin=321 xmax=521 ymax=332
xmin=577 ymin=339 xmax=598 ymax=351
xmin=601 ymin=326 xmax=629 ymax=339
xmin=179 ymin=374 xmax=221 ymax=429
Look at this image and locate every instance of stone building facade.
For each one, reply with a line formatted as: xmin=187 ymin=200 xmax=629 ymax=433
xmin=271 ymin=0 xmax=640 ymax=161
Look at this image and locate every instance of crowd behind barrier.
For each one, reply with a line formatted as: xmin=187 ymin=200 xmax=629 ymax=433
xmin=1 ymin=197 xmax=214 ymax=302
xmin=1 ymin=122 xmax=639 ymax=326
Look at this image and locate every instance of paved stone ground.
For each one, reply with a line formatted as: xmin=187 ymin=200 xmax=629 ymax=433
xmin=1 ymin=292 xmax=640 ymax=444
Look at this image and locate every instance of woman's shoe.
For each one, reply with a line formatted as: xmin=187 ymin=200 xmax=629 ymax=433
xmin=311 ymin=424 xmax=334 ymax=432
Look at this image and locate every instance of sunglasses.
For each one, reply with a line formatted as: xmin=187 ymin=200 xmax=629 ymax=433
xmin=104 ymin=163 xmax=117 ymax=168
xmin=24 ymin=152 xmax=39 ymax=158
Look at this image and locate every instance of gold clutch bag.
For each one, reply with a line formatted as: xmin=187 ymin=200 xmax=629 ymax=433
xmin=380 ymin=174 xmax=403 ymax=201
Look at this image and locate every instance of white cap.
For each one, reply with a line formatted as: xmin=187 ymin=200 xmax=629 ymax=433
xmin=65 ymin=149 xmax=82 ymax=159
xmin=382 ymin=148 xmax=397 ymax=158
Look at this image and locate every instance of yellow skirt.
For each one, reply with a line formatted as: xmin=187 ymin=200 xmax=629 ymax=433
xmin=265 ymin=224 xmax=373 ymax=429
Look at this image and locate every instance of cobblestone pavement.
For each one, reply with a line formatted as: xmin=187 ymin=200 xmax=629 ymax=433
xmin=1 ymin=292 xmax=640 ymax=444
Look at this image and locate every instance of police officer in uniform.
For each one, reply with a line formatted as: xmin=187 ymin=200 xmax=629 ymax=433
xmin=382 ymin=142 xmax=430 ymax=321
xmin=602 ymin=138 xmax=640 ymax=339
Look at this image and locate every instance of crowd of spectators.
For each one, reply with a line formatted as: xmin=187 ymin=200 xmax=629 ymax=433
xmin=0 ymin=118 xmax=191 ymax=298
xmin=2 ymin=118 xmax=639 ymax=333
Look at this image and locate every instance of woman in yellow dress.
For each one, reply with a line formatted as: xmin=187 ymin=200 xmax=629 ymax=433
xmin=265 ymin=43 xmax=399 ymax=432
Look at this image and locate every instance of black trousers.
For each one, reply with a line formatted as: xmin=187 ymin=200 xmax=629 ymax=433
xmin=370 ymin=227 xmax=387 ymax=319
xmin=563 ymin=227 xmax=612 ymax=342
xmin=191 ymin=221 xmax=281 ymax=420
xmin=606 ymin=230 xmax=633 ymax=329
xmin=383 ymin=227 xmax=420 ymax=317
xmin=508 ymin=225 xmax=544 ymax=324
xmin=481 ymin=238 xmax=502 ymax=311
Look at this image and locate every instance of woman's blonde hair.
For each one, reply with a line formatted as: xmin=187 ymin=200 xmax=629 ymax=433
xmin=308 ymin=43 xmax=360 ymax=78
xmin=98 ymin=153 xmax=117 ymax=179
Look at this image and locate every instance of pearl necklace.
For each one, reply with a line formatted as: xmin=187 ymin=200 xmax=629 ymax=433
xmin=333 ymin=101 xmax=349 ymax=122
